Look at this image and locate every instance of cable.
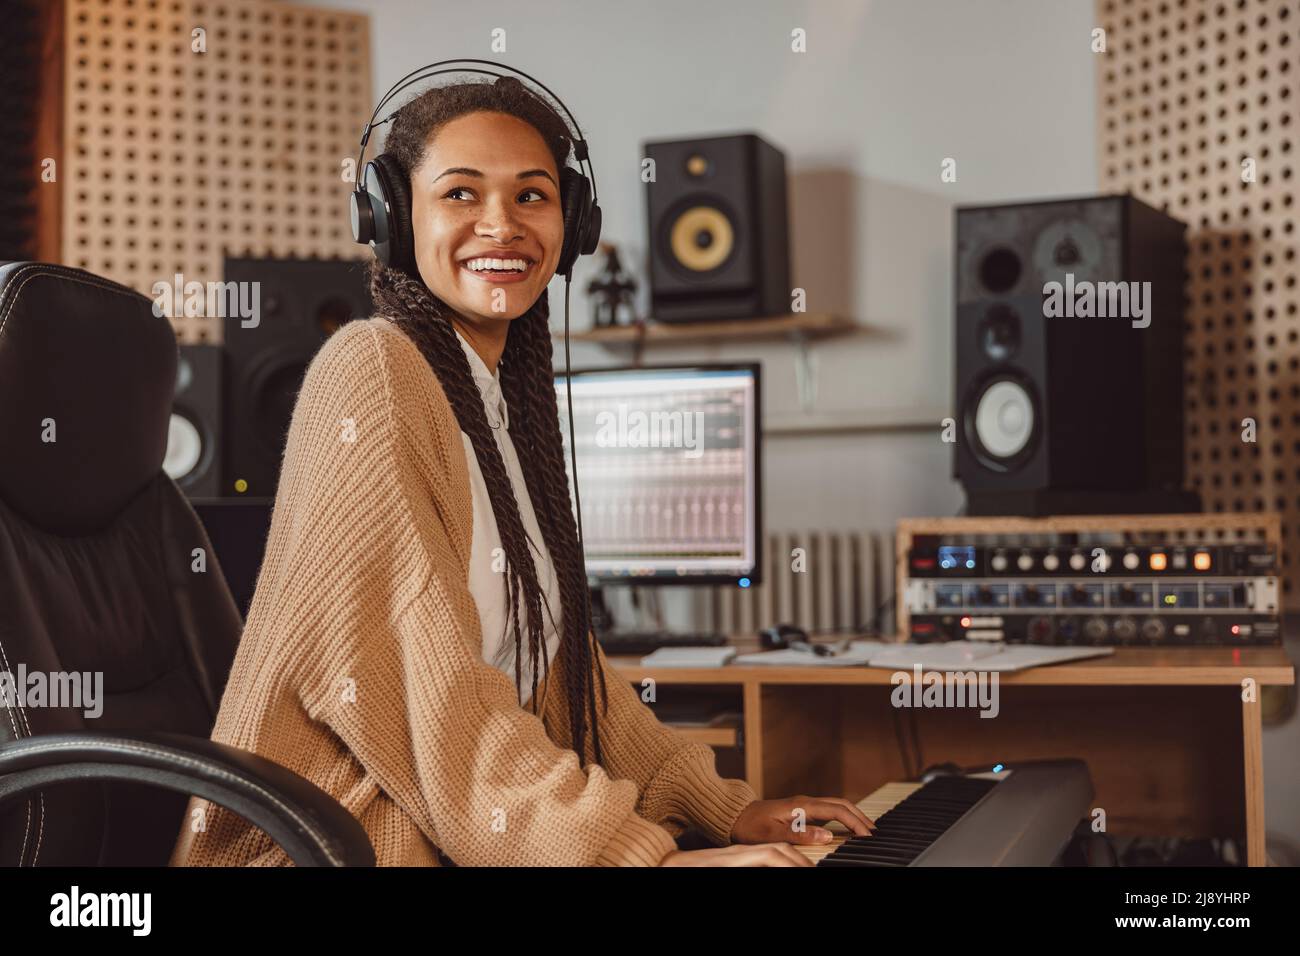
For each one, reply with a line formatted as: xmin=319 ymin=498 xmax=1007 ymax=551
xmin=872 ymin=592 xmax=896 ymax=637
xmin=890 ymin=707 xmax=914 ymax=780
xmin=907 ymin=709 xmax=924 ymax=773
xmin=562 ymin=275 xmax=591 ymax=640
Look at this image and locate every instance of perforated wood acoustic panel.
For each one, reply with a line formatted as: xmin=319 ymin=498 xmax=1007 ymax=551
xmin=62 ymin=0 xmax=372 ymax=343
xmin=1096 ymin=0 xmax=1299 ymax=606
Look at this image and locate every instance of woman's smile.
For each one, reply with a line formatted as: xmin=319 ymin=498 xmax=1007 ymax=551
xmin=458 ymin=254 xmax=539 ymax=284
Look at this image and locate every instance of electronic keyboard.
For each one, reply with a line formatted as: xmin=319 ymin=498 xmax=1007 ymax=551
xmin=797 ymin=759 xmax=1094 ymax=866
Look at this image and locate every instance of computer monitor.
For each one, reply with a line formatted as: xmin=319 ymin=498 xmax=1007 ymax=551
xmin=555 ymin=362 xmax=762 ymax=586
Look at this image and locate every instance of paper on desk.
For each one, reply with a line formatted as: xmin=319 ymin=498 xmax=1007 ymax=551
xmin=732 ymin=640 xmax=893 ymax=667
xmin=731 ymin=640 xmax=1116 ymax=672
xmin=864 ymin=642 xmax=1114 ymax=672
xmin=639 ymin=646 xmax=737 ymax=667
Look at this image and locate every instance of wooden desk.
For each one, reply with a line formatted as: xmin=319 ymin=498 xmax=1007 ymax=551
xmin=608 ymin=641 xmax=1296 ymax=867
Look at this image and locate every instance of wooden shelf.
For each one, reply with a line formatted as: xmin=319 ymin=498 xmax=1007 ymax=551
xmin=765 ymin=407 xmax=949 ymax=436
xmin=555 ymin=312 xmax=856 ymax=346
xmin=555 ymin=313 xmax=860 ymax=412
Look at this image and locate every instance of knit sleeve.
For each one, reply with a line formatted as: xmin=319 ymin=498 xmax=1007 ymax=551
xmin=287 ymin=320 xmax=677 ymax=867
xmin=542 ymin=640 xmax=759 ymax=846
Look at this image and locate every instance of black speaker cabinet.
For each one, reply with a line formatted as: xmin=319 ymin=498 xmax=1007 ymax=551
xmin=222 ymin=257 xmax=371 ymax=497
xmin=953 ymin=193 xmax=1197 ymax=515
xmin=644 ymin=133 xmax=790 ymax=323
xmin=165 ymin=344 xmax=223 ymax=498
xmin=192 ymin=497 xmax=274 ymax=621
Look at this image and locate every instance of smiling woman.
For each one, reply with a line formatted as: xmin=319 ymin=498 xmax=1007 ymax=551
xmin=170 ymin=74 xmax=870 ymax=869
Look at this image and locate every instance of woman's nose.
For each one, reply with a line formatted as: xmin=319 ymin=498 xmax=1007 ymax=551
xmin=476 ymin=197 xmax=525 ymax=240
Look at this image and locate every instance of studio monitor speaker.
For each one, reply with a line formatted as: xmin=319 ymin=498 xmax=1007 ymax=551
xmin=222 ymin=257 xmax=371 ymax=497
xmin=644 ymin=133 xmax=791 ymax=323
xmin=165 ymin=344 xmax=223 ymax=498
xmin=953 ymin=193 xmax=1196 ymax=515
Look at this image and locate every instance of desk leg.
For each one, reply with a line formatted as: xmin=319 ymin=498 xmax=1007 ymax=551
xmin=1242 ymin=695 xmax=1265 ymax=867
xmin=743 ymin=682 xmax=763 ymax=799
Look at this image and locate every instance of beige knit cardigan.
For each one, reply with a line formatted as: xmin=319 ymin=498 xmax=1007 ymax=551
xmin=169 ymin=317 xmax=757 ymax=866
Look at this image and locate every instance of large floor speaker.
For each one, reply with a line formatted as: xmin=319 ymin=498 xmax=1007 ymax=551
xmin=165 ymin=344 xmax=223 ymax=498
xmin=222 ymin=257 xmax=371 ymax=497
xmin=954 ymin=194 xmax=1198 ymax=515
xmin=644 ymin=134 xmax=790 ymax=323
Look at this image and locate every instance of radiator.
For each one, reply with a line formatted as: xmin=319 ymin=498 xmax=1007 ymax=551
xmin=704 ymin=530 xmax=894 ymax=637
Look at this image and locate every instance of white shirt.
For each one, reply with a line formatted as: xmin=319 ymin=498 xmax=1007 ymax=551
xmin=455 ymin=330 xmax=563 ymax=705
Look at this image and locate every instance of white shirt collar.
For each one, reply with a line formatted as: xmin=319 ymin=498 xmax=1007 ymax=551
xmin=454 ymin=328 xmax=508 ymax=430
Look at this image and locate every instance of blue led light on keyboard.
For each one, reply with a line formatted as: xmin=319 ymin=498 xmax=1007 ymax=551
xmin=992 ymin=764 xmax=1004 ymax=773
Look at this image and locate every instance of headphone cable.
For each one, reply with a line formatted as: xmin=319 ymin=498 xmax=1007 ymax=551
xmin=561 ymin=274 xmax=592 ymax=642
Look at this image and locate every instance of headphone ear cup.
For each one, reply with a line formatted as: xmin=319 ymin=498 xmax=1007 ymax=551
xmin=558 ymin=166 xmax=593 ymax=276
xmin=372 ymin=153 xmax=415 ymax=276
xmin=582 ymin=203 xmax=602 ymax=256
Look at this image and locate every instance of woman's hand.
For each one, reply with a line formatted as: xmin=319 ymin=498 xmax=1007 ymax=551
xmin=729 ymin=796 xmax=874 ymax=846
xmin=658 ymin=844 xmax=814 ymax=866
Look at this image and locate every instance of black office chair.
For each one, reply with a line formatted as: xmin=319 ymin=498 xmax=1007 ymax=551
xmin=0 ymin=262 xmax=373 ymax=866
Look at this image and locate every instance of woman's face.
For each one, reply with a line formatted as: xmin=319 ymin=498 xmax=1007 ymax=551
xmin=409 ymin=110 xmax=564 ymax=328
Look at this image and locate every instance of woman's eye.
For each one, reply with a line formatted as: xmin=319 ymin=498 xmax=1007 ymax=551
xmin=443 ymin=187 xmax=548 ymax=203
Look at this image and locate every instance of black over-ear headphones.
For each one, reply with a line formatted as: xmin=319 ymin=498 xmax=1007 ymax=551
xmin=349 ymin=59 xmax=602 ymax=281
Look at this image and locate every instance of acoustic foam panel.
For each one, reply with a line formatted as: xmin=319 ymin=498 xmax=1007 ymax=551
xmin=61 ymin=0 xmax=372 ymax=344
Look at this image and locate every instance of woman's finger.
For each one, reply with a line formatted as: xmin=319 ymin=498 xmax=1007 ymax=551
xmin=779 ymin=823 xmax=839 ymax=846
xmin=804 ymin=797 xmax=875 ymax=835
xmin=762 ymin=843 xmax=814 ymax=867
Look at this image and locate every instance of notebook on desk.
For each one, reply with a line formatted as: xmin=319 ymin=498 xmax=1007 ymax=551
xmin=638 ymin=646 xmax=737 ymax=667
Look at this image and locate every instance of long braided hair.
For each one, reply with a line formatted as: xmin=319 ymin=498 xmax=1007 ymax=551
xmin=368 ymin=79 xmax=607 ymax=764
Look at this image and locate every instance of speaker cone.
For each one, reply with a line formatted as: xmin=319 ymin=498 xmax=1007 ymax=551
xmin=666 ymin=203 xmax=735 ymax=273
xmin=967 ymin=376 xmax=1038 ymax=466
xmin=164 ymin=412 xmax=204 ymax=482
xmin=251 ymin=360 xmax=309 ymax=458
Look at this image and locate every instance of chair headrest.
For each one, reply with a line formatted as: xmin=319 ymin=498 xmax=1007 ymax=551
xmin=0 ymin=262 xmax=178 ymax=534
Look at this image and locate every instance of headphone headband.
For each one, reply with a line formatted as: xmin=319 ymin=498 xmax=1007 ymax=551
xmin=355 ymin=59 xmax=598 ymax=206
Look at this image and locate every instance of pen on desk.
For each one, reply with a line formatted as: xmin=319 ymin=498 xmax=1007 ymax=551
xmin=788 ymin=640 xmax=834 ymax=657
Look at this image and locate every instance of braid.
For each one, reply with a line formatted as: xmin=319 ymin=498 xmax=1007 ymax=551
xmin=371 ymin=264 xmax=550 ymax=711
xmin=500 ymin=300 xmax=607 ymax=763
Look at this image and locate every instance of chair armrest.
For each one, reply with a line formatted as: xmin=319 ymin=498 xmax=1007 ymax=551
xmin=0 ymin=731 xmax=374 ymax=866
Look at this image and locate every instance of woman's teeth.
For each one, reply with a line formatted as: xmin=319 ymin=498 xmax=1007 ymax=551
xmin=464 ymin=257 xmax=530 ymax=273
